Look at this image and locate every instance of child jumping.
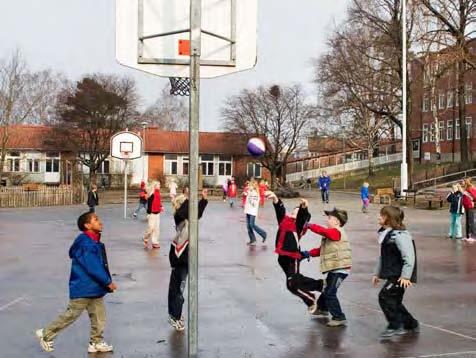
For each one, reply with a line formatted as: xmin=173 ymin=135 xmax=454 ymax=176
xmin=36 ymin=212 xmax=117 ymax=353
xmin=372 ymin=206 xmax=419 ymax=338
xmin=446 ymin=183 xmax=465 ymax=240
xmin=267 ymin=191 xmax=324 ymax=313
xmin=168 ymin=189 xmax=208 ymax=331
xmin=306 ymin=208 xmax=352 ymax=327
xmin=360 ymin=181 xmax=370 ymax=213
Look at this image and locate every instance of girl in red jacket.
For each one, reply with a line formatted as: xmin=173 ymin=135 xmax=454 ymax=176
xmin=143 ymin=181 xmax=163 ymax=249
xmin=227 ymin=178 xmax=238 ymax=207
xmin=462 ymin=177 xmax=476 ymax=243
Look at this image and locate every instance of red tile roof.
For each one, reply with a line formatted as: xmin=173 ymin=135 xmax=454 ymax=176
xmin=2 ymin=125 xmax=251 ymax=156
xmin=144 ymin=128 xmax=249 ymax=155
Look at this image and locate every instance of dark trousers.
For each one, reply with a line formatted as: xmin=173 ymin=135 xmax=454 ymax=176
xmin=317 ymin=272 xmax=347 ymax=320
xmin=278 ymin=256 xmax=324 ymax=307
xmin=465 ymin=208 xmax=475 ymax=238
xmin=321 ymin=189 xmax=329 ymax=203
xmin=89 ymin=206 xmax=95 ymax=213
xmin=378 ymin=279 xmax=418 ymax=330
xmin=246 ymin=214 xmax=267 ymax=243
xmin=168 ymin=264 xmax=188 ymax=320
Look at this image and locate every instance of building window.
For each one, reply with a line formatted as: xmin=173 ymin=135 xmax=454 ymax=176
xmin=422 ymin=95 xmax=430 ymax=112
xmin=447 ymin=120 xmax=453 ymax=141
xmin=164 ymin=154 xmax=178 ymax=175
xmin=46 ymin=159 xmax=60 ymax=173
xmin=456 ymin=119 xmax=461 ymax=140
xmin=447 ymin=91 xmax=453 ymax=108
xmin=28 ymin=159 xmax=40 ymax=173
xmin=430 ymin=123 xmax=436 ymax=142
xmin=247 ymin=162 xmax=262 ymax=178
xmin=422 ymin=123 xmax=429 ymax=143
xmin=8 ymin=158 xmax=20 ymax=172
xmin=8 ymin=151 xmax=20 ymax=157
xmin=439 ymin=121 xmax=445 ymax=141
xmin=97 ymin=160 xmax=110 ymax=174
xmin=200 ymin=154 xmax=214 ymax=176
xmin=438 ymin=93 xmax=445 ymax=109
xmin=466 ymin=116 xmax=472 ymax=138
xmin=181 ymin=157 xmax=189 ymax=175
xmin=218 ymin=155 xmax=232 ymax=176
xmin=466 ymin=83 xmax=473 ymax=104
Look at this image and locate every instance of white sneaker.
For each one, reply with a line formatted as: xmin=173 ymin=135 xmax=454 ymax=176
xmin=467 ymin=238 xmax=476 ymax=243
xmin=168 ymin=316 xmax=185 ymax=332
xmin=35 ymin=329 xmax=54 ymax=352
xmin=88 ymin=341 xmax=114 ymax=353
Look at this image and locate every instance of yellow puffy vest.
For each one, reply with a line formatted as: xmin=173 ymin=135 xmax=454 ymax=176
xmin=319 ymin=227 xmax=352 ymax=273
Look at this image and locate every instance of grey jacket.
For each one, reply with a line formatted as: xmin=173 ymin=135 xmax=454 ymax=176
xmin=374 ymin=230 xmax=415 ymax=280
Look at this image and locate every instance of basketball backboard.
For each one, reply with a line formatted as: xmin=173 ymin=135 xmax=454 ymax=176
xmin=115 ymin=0 xmax=257 ymax=78
xmin=110 ymin=131 xmax=143 ymax=160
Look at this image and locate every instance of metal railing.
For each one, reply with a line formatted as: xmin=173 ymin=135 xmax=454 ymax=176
xmin=286 ymin=153 xmax=402 ymax=182
xmin=412 ymin=168 xmax=476 ymax=193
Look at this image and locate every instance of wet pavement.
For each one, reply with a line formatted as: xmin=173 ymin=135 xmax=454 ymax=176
xmin=1 ymin=191 xmax=476 ymax=357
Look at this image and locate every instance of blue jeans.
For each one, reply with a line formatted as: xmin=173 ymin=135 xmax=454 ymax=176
xmin=133 ymin=201 xmax=147 ymax=217
xmin=449 ymin=213 xmax=463 ymax=238
xmin=321 ymin=189 xmax=329 ymax=203
xmin=317 ymin=272 xmax=348 ymax=320
xmin=246 ymin=214 xmax=267 ymax=243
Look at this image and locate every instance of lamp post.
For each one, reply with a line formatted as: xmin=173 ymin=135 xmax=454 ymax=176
xmin=342 ymin=126 xmax=346 ymax=190
xmin=400 ymin=0 xmax=408 ymax=196
xmin=141 ymin=121 xmax=148 ymax=181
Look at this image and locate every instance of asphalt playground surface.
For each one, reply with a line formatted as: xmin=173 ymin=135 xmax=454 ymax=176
xmin=1 ymin=191 xmax=476 ymax=358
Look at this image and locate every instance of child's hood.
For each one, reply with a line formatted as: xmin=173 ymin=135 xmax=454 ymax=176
xmin=391 ymin=229 xmax=413 ymax=243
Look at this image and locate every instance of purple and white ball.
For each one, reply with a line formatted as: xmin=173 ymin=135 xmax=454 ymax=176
xmin=247 ymin=137 xmax=266 ymax=157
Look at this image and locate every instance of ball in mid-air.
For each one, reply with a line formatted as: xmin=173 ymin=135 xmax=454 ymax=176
xmin=247 ymin=137 xmax=265 ymax=157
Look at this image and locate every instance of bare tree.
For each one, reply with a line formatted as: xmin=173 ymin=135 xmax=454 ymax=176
xmin=221 ymin=84 xmax=313 ymax=188
xmin=49 ymin=74 xmax=138 ymax=182
xmin=420 ymin=0 xmax=476 ymax=164
xmin=141 ymin=85 xmax=188 ymax=130
xmin=0 ymin=50 xmax=61 ymax=176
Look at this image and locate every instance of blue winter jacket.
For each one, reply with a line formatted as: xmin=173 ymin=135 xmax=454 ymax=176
xmin=318 ymin=176 xmax=331 ymax=190
xmin=68 ymin=233 xmax=112 ymax=299
xmin=360 ymin=186 xmax=369 ymax=200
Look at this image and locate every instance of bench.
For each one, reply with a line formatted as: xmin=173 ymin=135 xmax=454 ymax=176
xmin=424 ymin=194 xmax=445 ymax=209
xmin=374 ymin=188 xmax=394 ymax=205
xmin=403 ymin=189 xmax=418 ymax=205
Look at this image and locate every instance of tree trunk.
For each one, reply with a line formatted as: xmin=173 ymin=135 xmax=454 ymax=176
xmin=458 ymin=60 xmax=469 ymax=165
xmin=270 ymin=169 xmax=277 ymax=190
xmin=368 ymin=146 xmax=374 ymax=176
xmin=89 ymin=168 xmax=97 ymax=188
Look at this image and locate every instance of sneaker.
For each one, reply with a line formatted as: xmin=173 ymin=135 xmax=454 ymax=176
xmin=466 ymin=238 xmax=476 ymax=243
xmin=152 ymin=244 xmax=160 ymax=249
xmin=88 ymin=341 xmax=114 ymax=353
xmin=168 ymin=316 xmax=185 ymax=332
xmin=247 ymin=241 xmax=257 ymax=246
xmin=35 ymin=329 xmax=54 ymax=353
xmin=404 ymin=324 xmax=420 ymax=334
xmin=327 ymin=319 xmax=347 ymax=327
xmin=308 ymin=305 xmax=329 ymax=317
xmin=380 ymin=327 xmax=406 ymax=338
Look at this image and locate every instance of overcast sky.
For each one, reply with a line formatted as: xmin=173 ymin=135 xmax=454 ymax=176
xmin=0 ymin=0 xmax=349 ymax=131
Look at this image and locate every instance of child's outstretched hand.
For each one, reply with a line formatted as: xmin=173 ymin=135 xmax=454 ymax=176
xmin=398 ymin=277 xmax=412 ymax=289
xmin=372 ymin=276 xmax=380 ymax=287
xmin=265 ymin=190 xmax=278 ymax=203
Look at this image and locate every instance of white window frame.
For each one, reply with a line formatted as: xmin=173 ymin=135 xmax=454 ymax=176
xmin=28 ymin=159 xmax=40 ymax=173
xmin=456 ymin=119 xmax=461 ymax=140
xmin=439 ymin=93 xmax=445 ymax=109
xmin=447 ymin=120 xmax=454 ymax=141
xmin=200 ymin=154 xmax=215 ymax=176
xmin=430 ymin=123 xmax=436 ymax=142
xmin=164 ymin=154 xmax=178 ymax=175
xmin=466 ymin=83 xmax=473 ymax=104
xmin=422 ymin=95 xmax=430 ymax=112
xmin=8 ymin=158 xmax=21 ymax=172
xmin=447 ymin=91 xmax=454 ymax=108
xmin=439 ymin=121 xmax=445 ymax=141
xmin=246 ymin=162 xmax=262 ymax=178
xmin=218 ymin=155 xmax=232 ymax=176
xmin=422 ymin=123 xmax=429 ymax=143
xmin=466 ymin=116 xmax=472 ymax=138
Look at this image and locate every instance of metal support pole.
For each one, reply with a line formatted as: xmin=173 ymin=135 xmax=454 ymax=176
xmin=188 ymin=0 xmax=201 ymax=357
xmin=342 ymin=131 xmax=346 ymax=190
xmin=400 ymin=0 xmax=408 ymax=196
xmin=124 ymin=160 xmax=128 ymax=219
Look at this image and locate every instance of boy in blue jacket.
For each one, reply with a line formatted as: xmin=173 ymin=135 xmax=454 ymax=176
xmin=318 ymin=171 xmax=332 ymax=204
xmin=36 ymin=212 xmax=117 ymax=353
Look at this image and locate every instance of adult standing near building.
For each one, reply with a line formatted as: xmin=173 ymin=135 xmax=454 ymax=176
xmin=462 ymin=177 xmax=476 ymax=243
xmin=318 ymin=171 xmax=332 ymax=204
xmin=143 ymin=181 xmax=163 ymax=249
xmin=87 ymin=184 xmax=99 ymax=213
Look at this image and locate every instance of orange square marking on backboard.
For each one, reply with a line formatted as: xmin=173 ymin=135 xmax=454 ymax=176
xmin=178 ymin=39 xmax=190 ymax=56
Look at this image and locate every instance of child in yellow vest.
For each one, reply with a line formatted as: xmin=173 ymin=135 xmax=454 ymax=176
xmin=305 ymin=208 xmax=351 ymax=327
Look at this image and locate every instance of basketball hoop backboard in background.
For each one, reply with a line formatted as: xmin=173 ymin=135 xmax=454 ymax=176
xmin=115 ymin=0 xmax=257 ymax=78
xmin=111 ymin=131 xmax=143 ymax=160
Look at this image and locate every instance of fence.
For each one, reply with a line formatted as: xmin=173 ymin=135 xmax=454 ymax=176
xmin=0 ymin=186 xmax=74 ymax=208
xmin=412 ymin=168 xmax=476 ymax=193
xmin=286 ymin=153 xmax=402 ymax=183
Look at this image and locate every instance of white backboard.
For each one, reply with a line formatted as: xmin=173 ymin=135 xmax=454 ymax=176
xmin=111 ymin=131 xmax=143 ymax=160
xmin=116 ymin=0 xmax=257 ymax=78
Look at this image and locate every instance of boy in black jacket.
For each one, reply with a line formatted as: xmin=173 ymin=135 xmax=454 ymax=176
xmin=87 ymin=185 xmax=99 ymax=212
xmin=266 ymin=191 xmax=324 ymax=314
